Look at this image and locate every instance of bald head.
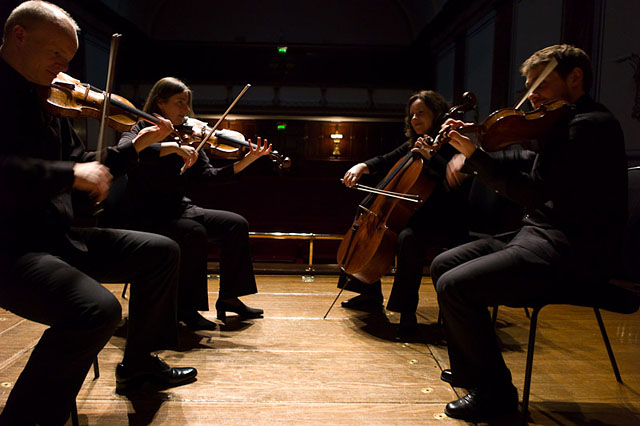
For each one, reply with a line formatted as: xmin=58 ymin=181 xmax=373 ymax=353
xmin=1 ymin=1 xmax=79 ymax=85
xmin=2 ymin=1 xmax=78 ymax=43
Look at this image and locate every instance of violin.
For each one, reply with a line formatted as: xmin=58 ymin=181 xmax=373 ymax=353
xmin=177 ymin=117 xmax=292 ymax=170
xmin=38 ymin=72 xmax=168 ymax=133
xmin=431 ymin=99 xmax=574 ymax=152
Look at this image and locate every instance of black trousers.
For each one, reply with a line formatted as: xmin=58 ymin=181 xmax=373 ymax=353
xmin=0 ymin=227 xmax=179 ymax=426
xmin=139 ymin=205 xmax=257 ymax=312
xmin=340 ymin=186 xmax=470 ymax=314
xmin=430 ymin=236 xmax=558 ymax=389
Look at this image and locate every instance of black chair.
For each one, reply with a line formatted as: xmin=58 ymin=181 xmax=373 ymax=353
xmin=70 ymin=357 xmax=99 ymax=426
xmin=506 ymin=166 xmax=640 ymax=425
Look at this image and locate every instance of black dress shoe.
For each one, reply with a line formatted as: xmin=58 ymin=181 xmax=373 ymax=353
xmin=178 ymin=310 xmax=217 ymax=331
xmin=444 ymin=385 xmax=518 ymax=421
xmin=216 ymin=298 xmax=263 ymax=321
xmin=115 ymin=355 xmax=197 ymax=394
xmin=341 ymin=293 xmax=383 ymax=310
xmin=440 ymin=369 xmax=453 ymax=384
xmin=440 ymin=369 xmax=478 ymax=388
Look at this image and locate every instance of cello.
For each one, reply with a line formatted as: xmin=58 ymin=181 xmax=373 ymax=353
xmin=336 ymin=93 xmax=477 ymax=284
xmin=336 ymin=92 xmax=574 ymax=285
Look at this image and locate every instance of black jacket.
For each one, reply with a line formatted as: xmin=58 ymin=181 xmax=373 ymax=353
xmin=463 ymin=95 xmax=627 ymax=279
xmin=0 ymin=58 xmax=138 ymax=257
xmin=117 ymin=121 xmax=237 ymax=225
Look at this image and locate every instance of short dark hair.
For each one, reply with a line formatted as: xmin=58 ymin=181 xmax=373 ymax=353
xmin=520 ymin=44 xmax=592 ymax=92
xmin=3 ymin=1 xmax=79 ymax=44
xmin=404 ymin=90 xmax=450 ymax=140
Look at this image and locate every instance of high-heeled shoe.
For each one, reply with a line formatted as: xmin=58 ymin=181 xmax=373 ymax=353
xmin=178 ymin=310 xmax=217 ymax=331
xmin=216 ymin=298 xmax=263 ymax=321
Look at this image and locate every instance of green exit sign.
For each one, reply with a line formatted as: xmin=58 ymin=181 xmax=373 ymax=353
xmin=277 ymin=46 xmax=288 ymax=55
xmin=277 ymin=122 xmax=287 ymax=131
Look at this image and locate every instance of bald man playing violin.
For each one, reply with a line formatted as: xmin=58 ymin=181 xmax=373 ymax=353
xmin=429 ymin=44 xmax=627 ymax=422
xmin=0 ymin=2 xmax=197 ymax=424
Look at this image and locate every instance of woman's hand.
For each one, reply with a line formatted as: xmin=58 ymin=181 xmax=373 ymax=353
xmin=245 ymin=137 xmax=272 ymax=160
xmin=411 ymin=136 xmax=436 ymax=160
xmin=233 ymin=137 xmax=272 ymax=174
xmin=342 ymin=163 xmax=369 ymax=187
xmin=131 ymin=114 xmax=176 ymax=152
xmin=174 ymin=144 xmax=199 ymax=169
xmin=159 ymin=142 xmax=198 ymax=168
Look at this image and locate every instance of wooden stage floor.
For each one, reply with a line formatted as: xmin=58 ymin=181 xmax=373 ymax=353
xmin=1 ymin=275 xmax=639 ymax=425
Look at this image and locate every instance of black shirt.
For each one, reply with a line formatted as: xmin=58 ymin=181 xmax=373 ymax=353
xmin=0 ymin=58 xmax=138 ymax=256
xmin=117 ymin=121 xmax=237 ymax=225
xmin=463 ymin=95 xmax=627 ymax=279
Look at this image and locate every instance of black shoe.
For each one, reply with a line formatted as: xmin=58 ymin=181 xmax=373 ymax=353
xmin=115 ymin=355 xmax=197 ymax=394
xmin=341 ymin=293 xmax=383 ymax=310
xmin=178 ymin=310 xmax=217 ymax=331
xmin=216 ymin=298 xmax=263 ymax=321
xmin=440 ymin=369 xmax=477 ymax=388
xmin=440 ymin=369 xmax=454 ymax=384
xmin=444 ymin=385 xmax=518 ymax=421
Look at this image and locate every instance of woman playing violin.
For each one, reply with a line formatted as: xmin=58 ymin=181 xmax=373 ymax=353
xmin=339 ymin=90 xmax=471 ymax=335
xmin=117 ymin=77 xmax=271 ymax=330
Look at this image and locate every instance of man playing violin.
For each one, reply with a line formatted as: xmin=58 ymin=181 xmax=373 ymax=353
xmin=430 ymin=44 xmax=627 ymax=421
xmin=117 ymin=77 xmax=271 ymax=329
xmin=0 ymin=2 xmax=197 ymax=424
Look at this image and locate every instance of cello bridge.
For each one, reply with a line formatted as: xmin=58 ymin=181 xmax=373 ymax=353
xmin=358 ymin=204 xmax=377 ymax=217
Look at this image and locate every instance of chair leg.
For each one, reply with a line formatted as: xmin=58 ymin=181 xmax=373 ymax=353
xmin=71 ymin=400 xmax=79 ymax=426
xmin=521 ymin=306 xmax=541 ymax=426
xmin=593 ymin=307 xmax=623 ymax=383
xmin=121 ymin=282 xmax=129 ymax=299
xmin=491 ymin=305 xmax=499 ymax=325
xmin=93 ymin=356 xmax=100 ymax=379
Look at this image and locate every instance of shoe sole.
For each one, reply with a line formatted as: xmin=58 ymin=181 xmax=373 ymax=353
xmin=116 ymin=374 xmax=197 ymax=395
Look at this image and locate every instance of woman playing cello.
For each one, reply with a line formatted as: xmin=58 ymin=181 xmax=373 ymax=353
xmin=339 ymin=90 xmax=471 ymax=334
xmin=117 ymin=77 xmax=270 ymax=330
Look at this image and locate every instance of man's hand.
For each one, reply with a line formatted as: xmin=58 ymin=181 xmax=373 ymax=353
xmin=72 ymin=161 xmax=112 ymax=202
xmin=445 ymin=153 xmax=469 ymax=189
xmin=441 ymin=118 xmax=477 ymax=158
